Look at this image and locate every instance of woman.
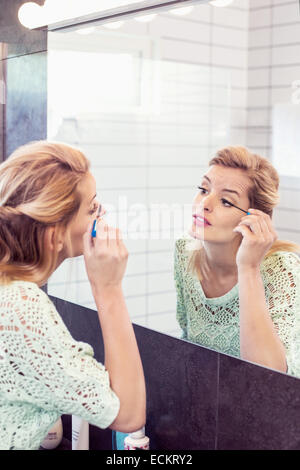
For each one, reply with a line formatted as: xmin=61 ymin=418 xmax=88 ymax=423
xmin=174 ymin=146 xmax=300 ymax=376
xmin=0 ymin=141 xmax=146 ymax=450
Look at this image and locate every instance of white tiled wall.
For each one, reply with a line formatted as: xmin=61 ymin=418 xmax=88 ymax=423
xmin=246 ymin=0 xmax=300 ymax=247
xmin=47 ymin=0 xmax=300 ymax=338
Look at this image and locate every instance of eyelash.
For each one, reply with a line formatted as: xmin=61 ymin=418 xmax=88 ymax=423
xmin=89 ymin=204 xmax=99 ymax=215
xmin=197 ymin=186 xmax=233 ymax=208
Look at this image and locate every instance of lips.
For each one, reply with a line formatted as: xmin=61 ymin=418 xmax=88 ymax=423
xmin=192 ymin=214 xmax=212 ymax=226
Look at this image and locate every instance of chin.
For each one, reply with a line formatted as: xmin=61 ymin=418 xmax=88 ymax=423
xmin=189 ymin=226 xmax=205 ymax=240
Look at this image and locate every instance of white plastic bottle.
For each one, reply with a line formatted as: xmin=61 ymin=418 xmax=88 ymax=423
xmin=40 ymin=417 xmax=63 ymax=450
xmin=124 ymin=427 xmax=149 ymax=450
xmin=72 ymin=416 xmax=89 ymax=450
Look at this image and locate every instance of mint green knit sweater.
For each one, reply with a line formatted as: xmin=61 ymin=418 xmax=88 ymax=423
xmin=174 ymin=237 xmax=300 ymax=377
xmin=0 ymin=281 xmax=120 ymax=450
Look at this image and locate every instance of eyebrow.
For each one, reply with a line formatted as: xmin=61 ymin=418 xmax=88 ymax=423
xmin=202 ymin=175 xmax=240 ymax=197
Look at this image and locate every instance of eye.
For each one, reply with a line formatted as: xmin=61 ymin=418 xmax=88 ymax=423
xmin=197 ymin=186 xmax=208 ymax=194
xmin=89 ymin=203 xmax=99 ymax=215
xmin=221 ymin=198 xmax=234 ymax=208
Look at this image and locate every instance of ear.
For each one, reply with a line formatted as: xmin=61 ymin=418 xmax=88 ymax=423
xmin=45 ymin=226 xmax=64 ymax=253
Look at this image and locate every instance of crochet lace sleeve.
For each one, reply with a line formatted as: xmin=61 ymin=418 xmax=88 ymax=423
xmin=1 ymin=283 xmax=120 ymax=429
xmin=262 ymin=252 xmax=300 ymax=377
xmin=174 ymin=239 xmax=188 ymax=339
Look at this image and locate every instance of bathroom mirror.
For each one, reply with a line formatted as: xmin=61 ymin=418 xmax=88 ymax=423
xmin=47 ymin=0 xmax=300 ymax=376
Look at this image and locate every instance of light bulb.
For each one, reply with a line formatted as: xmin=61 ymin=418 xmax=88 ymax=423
xmin=76 ymin=27 xmax=96 ymax=35
xmin=103 ymin=21 xmax=124 ymax=29
xmin=169 ymin=6 xmax=194 ymax=16
xmin=18 ymin=2 xmax=45 ymax=29
xmin=134 ymin=14 xmax=157 ymax=23
xmin=210 ymin=0 xmax=234 ymax=7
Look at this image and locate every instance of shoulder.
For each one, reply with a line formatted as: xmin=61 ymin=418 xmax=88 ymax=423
xmin=174 ymin=237 xmax=192 ymax=268
xmin=262 ymin=251 xmax=300 ymax=271
xmin=261 ymin=251 xmax=300 ymax=286
xmin=0 ymin=280 xmax=63 ymax=327
xmin=175 ymin=237 xmax=188 ymax=254
xmin=0 ymin=279 xmax=48 ymax=302
xmin=175 ymin=235 xmax=198 ymax=256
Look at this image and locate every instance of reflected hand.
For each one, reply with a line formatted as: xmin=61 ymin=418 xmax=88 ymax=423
xmin=233 ymin=208 xmax=278 ymax=270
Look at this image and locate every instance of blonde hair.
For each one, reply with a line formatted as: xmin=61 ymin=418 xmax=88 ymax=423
xmin=0 ymin=140 xmax=90 ymax=286
xmin=188 ymin=146 xmax=300 ymax=280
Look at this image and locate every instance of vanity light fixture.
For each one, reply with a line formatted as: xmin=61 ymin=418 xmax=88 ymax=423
xmin=134 ymin=13 xmax=157 ymax=22
xmin=18 ymin=0 xmax=141 ymax=29
xmin=75 ymin=27 xmax=96 ymax=35
xmin=18 ymin=0 xmax=209 ymax=30
xmin=210 ymin=0 xmax=234 ymax=6
xmin=18 ymin=2 xmax=45 ymax=29
xmin=102 ymin=21 xmax=125 ymax=29
xmin=169 ymin=6 xmax=194 ymax=16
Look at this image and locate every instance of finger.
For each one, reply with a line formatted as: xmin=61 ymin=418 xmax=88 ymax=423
xmin=115 ymin=227 xmax=120 ymax=246
xmin=260 ymin=216 xmax=277 ymax=244
xmin=262 ymin=214 xmax=277 ymax=239
xmin=248 ymin=208 xmax=267 ymax=216
xmin=238 ymin=217 xmax=262 ymax=235
xmin=119 ymin=240 xmax=129 ymax=258
xmin=107 ymin=226 xmax=118 ymax=248
xmin=233 ymin=223 xmax=255 ymax=240
xmin=259 ymin=216 xmax=270 ymax=235
xmin=248 ymin=212 xmax=275 ymax=240
xmin=96 ymin=219 xmax=109 ymax=244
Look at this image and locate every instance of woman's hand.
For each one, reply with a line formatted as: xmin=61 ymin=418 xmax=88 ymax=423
xmin=233 ymin=208 xmax=278 ymax=270
xmin=83 ymin=219 xmax=129 ymax=292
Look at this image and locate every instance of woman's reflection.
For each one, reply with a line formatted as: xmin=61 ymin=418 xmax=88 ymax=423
xmin=174 ymin=146 xmax=300 ymax=375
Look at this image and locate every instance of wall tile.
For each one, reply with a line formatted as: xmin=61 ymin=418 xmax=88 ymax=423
xmin=248 ymin=68 xmax=270 ymax=87
xmin=272 ymin=44 xmax=300 ymax=66
xmin=248 ymin=48 xmax=271 ymax=68
xmin=249 ymin=7 xmax=272 ymax=29
xmin=273 ymin=2 xmax=300 ymax=26
xmin=272 ymin=22 xmax=300 ymax=46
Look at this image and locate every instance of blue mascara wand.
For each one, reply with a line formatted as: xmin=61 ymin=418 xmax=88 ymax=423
xmin=91 ymin=204 xmax=102 ymax=238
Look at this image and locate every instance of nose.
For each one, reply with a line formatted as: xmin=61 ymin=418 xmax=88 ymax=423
xmin=202 ymin=193 xmax=215 ymax=212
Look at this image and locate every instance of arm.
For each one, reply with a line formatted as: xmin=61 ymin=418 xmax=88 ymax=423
xmin=238 ymin=265 xmax=287 ymax=372
xmin=234 ymin=209 xmax=287 ymax=372
xmin=83 ymin=220 xmax=146 ymax=433
xmin=92 ymin=285 xmax=146 ymax=433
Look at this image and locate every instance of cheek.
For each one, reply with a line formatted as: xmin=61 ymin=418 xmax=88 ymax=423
xmin=226 ymin=212 xmax=244 ymax=230
xmin=70 ymin=215 xmax=90 ymax=244
xmin=78 ymin=216 xmax=92 ymax=238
